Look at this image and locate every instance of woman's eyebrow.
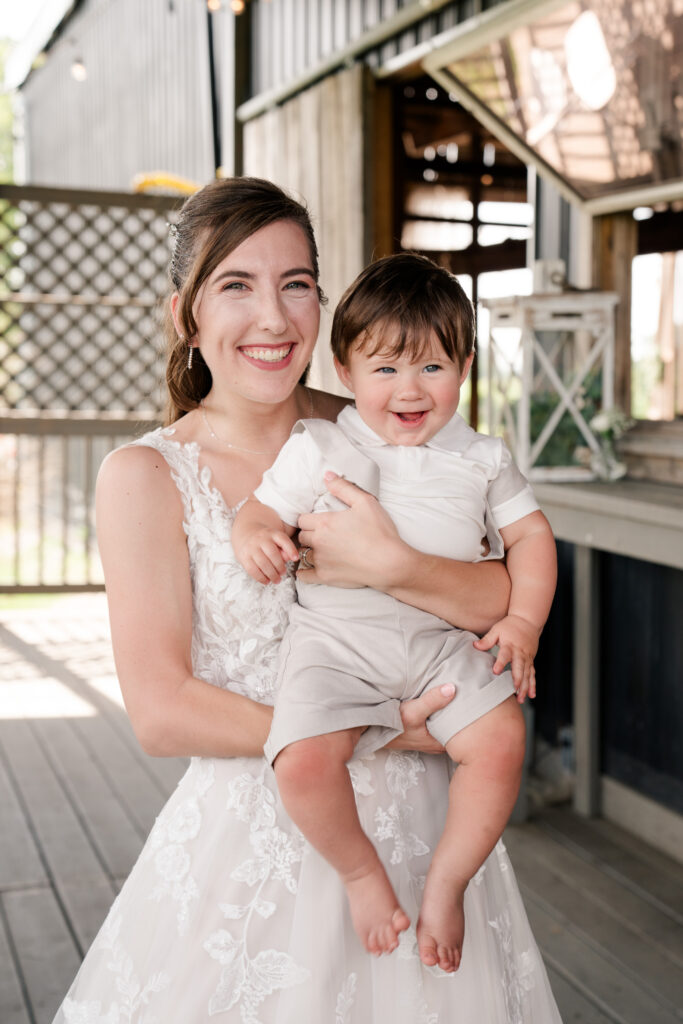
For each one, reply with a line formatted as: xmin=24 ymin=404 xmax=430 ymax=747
xmin=282 ymin=267 xmax=316 ymax=279
xmin=212 ymin=267 xmax=316 ymax=283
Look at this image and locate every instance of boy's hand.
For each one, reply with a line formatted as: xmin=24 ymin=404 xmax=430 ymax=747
xmin=235 ymin=528 xmax=299 ymax=585
xmin=473 ymin=614 xmax=541 ymax=702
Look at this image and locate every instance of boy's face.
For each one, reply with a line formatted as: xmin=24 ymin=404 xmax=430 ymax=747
xmin=335 ymin=330 xmax=473 ymax=447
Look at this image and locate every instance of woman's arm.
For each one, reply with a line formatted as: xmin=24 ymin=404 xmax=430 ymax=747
xmin=296 ymin=474 xmax=511 ymax=635
xmin=97 ymin=446 xmax=273 ymax=758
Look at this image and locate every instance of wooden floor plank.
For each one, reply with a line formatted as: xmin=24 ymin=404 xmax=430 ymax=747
xmin=0 ymin=904 xmax=31 ymax=1024
xmin=505 ymin=821 xmax=683 ymax=960
xmin=3 ymin=888 xmax=81 ymax=1024
xmin=31 ymin=715 xmax=149 ymax=878
xmin=69 ymin=712 xmax=182 ymax=836
xmin=539 ymin=806 xmax=683 ymax=916
xmin=0 ymin=720 xmax=117 ymax=952
xmin=506 ymin=827 xmax=683 ymax=1013
xmin=0 ymin=753 xmax=46 ymax=892
xmin=0 ymin=616 xmax=185 ymax=816
xmin=523 ymin=895 xmax=681 ymax=1024
xmin=545 ymin=966 xmax=617 ymax=1024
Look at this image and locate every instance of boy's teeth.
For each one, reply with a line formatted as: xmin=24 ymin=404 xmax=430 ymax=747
xmin=242 ymin=345 xmax=292 ymax=362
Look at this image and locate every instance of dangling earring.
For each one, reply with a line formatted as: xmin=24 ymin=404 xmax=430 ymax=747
xmin=187 ymin=344 xmax=194 ymax=370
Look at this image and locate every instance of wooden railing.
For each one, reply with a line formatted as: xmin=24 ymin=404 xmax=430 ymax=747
xmin=0 ymin=411 xmax=158 ymax=593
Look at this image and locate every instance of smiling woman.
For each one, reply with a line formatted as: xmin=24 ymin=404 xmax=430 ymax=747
xmin=50 ymin=176 xmax=561 ymax=1024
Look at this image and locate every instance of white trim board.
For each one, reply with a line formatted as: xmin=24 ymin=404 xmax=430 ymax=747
xmin=601 ymin=777 xmax=683 ymax=866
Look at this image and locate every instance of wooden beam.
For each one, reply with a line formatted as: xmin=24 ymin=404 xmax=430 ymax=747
xmin=591 ymin=212 xmax=637 ymax=412
xmin=365 ymin=75 xmax=396 ymax=260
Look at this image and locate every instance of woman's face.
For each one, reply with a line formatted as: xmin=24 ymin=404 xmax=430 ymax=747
xmin=192 ymin=219 xmax=321 ymax=406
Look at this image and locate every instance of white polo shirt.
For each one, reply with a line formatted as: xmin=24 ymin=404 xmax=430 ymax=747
xmin=255 ymin=406 xmax=538 ymax=563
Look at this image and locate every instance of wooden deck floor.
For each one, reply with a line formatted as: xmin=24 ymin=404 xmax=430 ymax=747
xmin=1 ymin=595 xmax=681 ymax=1024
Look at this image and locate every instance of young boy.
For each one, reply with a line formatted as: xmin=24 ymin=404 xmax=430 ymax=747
xmin=232 ymin=253 xmax=556 ymax=974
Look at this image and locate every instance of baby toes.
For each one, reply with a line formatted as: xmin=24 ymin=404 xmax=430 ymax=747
xmin=417 ymin=934 xmax=439 ymax=967
xmin=437 ymin=943 xmax=460 ymax=973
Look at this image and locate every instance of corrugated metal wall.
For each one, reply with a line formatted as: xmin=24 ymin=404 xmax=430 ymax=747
xmin=20 ymin=0 xmax=218 ymax=190
xmin=248 ymin=0 xmax=484 ymax=96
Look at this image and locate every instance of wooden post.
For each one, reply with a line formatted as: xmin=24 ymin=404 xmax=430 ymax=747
xmin=365 ymin=73 xmax=395 ymax=262
xmin=573 ymin=543 xmax=601 ymax=816
xmin=592 ymin=212 xmax=637 ymax=413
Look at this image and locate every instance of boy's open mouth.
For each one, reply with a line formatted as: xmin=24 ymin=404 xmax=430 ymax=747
xmin=394 ymin=411 xmax=427 ymax=424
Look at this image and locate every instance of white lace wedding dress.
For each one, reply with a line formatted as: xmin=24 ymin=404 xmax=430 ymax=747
xmin=53 ymin=427 xmax=562 ymax=1024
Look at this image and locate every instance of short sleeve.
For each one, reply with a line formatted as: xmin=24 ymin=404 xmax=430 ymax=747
xmin=254 ymin=432 xmax=326 ymax=527
xmin=487 ymin=443 xmax=539 ymax=529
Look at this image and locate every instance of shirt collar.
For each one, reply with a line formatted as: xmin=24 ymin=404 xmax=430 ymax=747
xmin=338 ymin=405 xmax=475 ymax=453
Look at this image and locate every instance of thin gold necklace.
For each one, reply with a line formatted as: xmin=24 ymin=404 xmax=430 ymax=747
xmin=199 ymin=388 xmax=314 ymax=455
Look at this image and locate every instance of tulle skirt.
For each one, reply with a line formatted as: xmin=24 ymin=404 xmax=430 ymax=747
xmin=53 ymin=750 xmax=561 ymax=1023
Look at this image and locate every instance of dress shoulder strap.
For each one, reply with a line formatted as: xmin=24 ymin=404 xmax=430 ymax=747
xmin=292 ymin=418 xmax=380 ymax=498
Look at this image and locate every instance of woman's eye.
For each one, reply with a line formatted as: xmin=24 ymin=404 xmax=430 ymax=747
xmin=222 ymin=281 xmax=247 ymax=291
xmin=285 ymin=280 xmax=312 ymax=291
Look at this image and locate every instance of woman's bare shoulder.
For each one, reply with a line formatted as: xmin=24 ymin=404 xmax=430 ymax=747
xmin=309 ymin=387 xmax=352 ymax=423
xmin=97 ymin=439 xmax=181 ymax=508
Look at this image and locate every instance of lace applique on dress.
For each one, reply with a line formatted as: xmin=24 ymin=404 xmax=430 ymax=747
xmin=204 ymin=763 xmax=309 ymax=1020
xmin=130 ymin=427 xmax=296 ymax=706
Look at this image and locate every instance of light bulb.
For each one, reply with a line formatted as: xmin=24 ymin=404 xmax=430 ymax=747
xmin=71 ymin=58 xmax=87 ymax=81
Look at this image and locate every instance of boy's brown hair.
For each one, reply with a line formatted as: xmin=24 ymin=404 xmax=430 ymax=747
xmin=331 ymin=252 xmax=475 ymax=368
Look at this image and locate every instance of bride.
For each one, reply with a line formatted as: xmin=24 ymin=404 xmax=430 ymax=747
xmin=53 ymin=176 xmax=561 ymax=1023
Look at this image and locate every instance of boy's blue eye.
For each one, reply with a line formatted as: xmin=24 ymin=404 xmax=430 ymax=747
xmin=376 ymin=366 xmax=397 ymax=374
xmin=423 ymin=364 xmax=442 ymax=373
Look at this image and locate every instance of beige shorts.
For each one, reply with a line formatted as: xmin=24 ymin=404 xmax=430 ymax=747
xmin=264 ymin=585 xmax=515 ymax=764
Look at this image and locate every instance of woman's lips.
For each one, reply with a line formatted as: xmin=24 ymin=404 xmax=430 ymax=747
xmin=239 ymin=343 xmax=295 ymax=369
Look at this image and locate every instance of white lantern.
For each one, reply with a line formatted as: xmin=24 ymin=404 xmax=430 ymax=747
xmin=482 ymin=291 xmax=619 ymax=481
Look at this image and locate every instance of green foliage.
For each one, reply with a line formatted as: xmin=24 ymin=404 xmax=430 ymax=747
xmin=529 ymin=372 xmax=602 ymax=467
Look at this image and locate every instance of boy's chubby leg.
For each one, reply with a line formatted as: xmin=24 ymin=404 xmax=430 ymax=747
xmin=274 ymin=729 xmax=410 ymax=956
xmin=417 ymin=695 xmax=526 ymax=973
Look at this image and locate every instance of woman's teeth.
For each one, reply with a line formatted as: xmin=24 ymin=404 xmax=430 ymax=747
xmin=241 ymin=345 xmax=292 ymax=362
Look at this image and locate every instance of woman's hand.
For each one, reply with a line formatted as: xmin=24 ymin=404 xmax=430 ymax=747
xmin=297 ymin=472 xmax=512 ymax=634
xmin=385 ymin=684 xmax=455 ymax=754
xmin=296 ymin=473 xmax=405 ymax=589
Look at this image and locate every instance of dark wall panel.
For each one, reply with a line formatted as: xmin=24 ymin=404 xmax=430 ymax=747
xmin=600 ymin=553 xmax=683 ymax=814
xmin=534 ymin=540 xmax=574 ymax=746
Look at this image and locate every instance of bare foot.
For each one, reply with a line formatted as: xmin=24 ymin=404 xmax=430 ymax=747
xmin=343 ymin=859 xmax=411 ymax=955
xmin=416 ymin=864 xmax=466 ymax=973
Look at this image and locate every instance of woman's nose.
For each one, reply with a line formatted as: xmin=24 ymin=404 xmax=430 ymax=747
xmin=257 ymin=292 xmax=288 ymax=334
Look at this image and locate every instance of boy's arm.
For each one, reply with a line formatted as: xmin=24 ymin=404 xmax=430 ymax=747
xmin=474 ymin=510 xmax=557 ymax=701
xmin=232 ymin=497 xmax=299 ymax=584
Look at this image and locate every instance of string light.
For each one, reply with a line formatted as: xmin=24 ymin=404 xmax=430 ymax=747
xmin=230 ymin=0 xmax=245 ymax=11
xmin=71 ymin=58 xmax=87 ymax=81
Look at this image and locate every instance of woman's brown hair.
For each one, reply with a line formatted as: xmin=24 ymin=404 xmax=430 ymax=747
xmin=163 ymin=176 xmax=322 ymax=424
xmin=331 ymin=252 xmax=475 ymax=370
